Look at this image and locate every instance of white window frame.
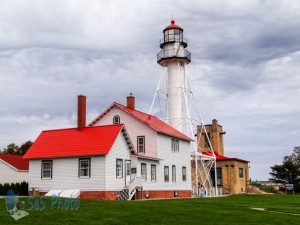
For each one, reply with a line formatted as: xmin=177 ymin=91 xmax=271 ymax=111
xmin=182 ymin=166 xmax=187 ymax=181
xmin=116 ymin=159 xmax=123 ymax=178
xmin=171 ymin=139 xmax=179 ymax=152
xmin=151 ymin=164 xmax=156 ymax=182
xmin=137 ymin=136 xmax=145 ymax=153
xmin=164 ymin=166 xmax=169 ymax=182
xmin=41 ymin=160 xmax=52 ymax=179
xmin=172 ymin=165 xmax=176 ymax=182
xmin=141 ymin=163 xmax=147 ymax=181
xmin=113 ymin=115 xmax=120 ymax=124
xmin=79 ymin=158 xmax=91 ymax=178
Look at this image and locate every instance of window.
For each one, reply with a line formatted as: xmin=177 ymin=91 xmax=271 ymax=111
xmin=239 ymin=168 xmax=244 ymax=178
xmin=116 ymin=159 xmax=123 ymax=178
xmin=79 ymin=158 xmax=91 ymax=178
xmin=217 ymin=168 xmax=222 ymax=185
xmin=210 ymin=168 xmax=223 ymax=186
xmin=164 ymin=29 xmax=183 ymax=43
xmin=137 ymin=136 xmax=145 ymax=153
xmin=164 ymin=166 xmax=169 ymax=182
xmin=113 ymin=115 xmax=120 ymax=124
xmin=151 ymin=164 xmax=156 ymax=182
xmin=182 ymin=166 xmax=187 ymax=181
xmin=41 ymin=160 xmax=52 ymax=179
xmin=172 ymin=165 xmax=176 ymax=182
xmin=204 ymin=133 xmax=210 ymax=148
xmin=171 ymin=139 xmax=179 ymax=152
xmin=141 ymin=163 xmax=147 ymax=181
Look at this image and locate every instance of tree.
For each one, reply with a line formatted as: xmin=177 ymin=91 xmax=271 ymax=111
xmin=17 ymin=141 xmax=33 ymax=155
xmin=270 ymin=146 xmax=300 ymax=185
xmin=1 ymin=140 xmax=32 ymax=155
xmin=2 ymin=143 xmax=19 ymax=154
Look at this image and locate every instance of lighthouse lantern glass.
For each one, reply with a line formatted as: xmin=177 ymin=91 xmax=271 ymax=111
xmin=164 ymin=29 xmax=183 ymax=43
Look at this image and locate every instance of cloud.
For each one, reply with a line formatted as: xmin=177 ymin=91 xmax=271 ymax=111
xmin=0 ymin=0 xmax=299 ymax=180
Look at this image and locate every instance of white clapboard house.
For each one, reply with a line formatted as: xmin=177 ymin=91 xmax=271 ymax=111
xmin=24 ymin=95 xmax=192 ymax=200
xmin=0 ymin=154 xmax=29 ymax=184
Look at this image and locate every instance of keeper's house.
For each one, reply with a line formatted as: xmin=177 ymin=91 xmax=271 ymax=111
xmin=24 ymin=95 xmax=192 ymax=200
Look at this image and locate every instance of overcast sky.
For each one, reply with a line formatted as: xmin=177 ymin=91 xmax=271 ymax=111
xmin=0 ymin=0 xmax=299 ymax=180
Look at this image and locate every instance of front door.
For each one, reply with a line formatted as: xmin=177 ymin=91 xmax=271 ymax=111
xmin=125 ymin=160 xmax=131 ymax=187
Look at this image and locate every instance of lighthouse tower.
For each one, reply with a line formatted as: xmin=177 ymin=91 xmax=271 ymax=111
xmin=152 ymin=20 xmax=218 ymax=196
xmin=157 ymin=20 xmax=191 ymax=133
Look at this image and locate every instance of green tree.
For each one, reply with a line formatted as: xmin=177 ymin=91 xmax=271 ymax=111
xmin=2 ymin=143 xmax=19 ymax=154
xmin=17 ymin=140 xmax=33 ymax=155
xmin=1 ymin=140 xmax=32 ymax=155
xmin=270 ymin=146 xmax=300 ymax=184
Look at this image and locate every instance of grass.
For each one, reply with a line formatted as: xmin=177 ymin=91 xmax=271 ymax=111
xmin=0 ymin=194 xmax=300 ymax=225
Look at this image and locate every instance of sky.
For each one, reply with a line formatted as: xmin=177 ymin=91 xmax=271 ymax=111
xmin=0 ymin=0 xmax=299 ymax=180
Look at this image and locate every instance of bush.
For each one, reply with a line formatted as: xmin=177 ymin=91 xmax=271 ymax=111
xmin=20 ymin=181 xmax=28 ymax=196
xmin=3 ymin=183 xmax=10 ymax=195
xmin=15 ymin=182 xmax=21 ymax=195
xmin=258 ymin=185 xmax=278 ymax=193
xmin=0 ymin=182 xmax=28 ymax=196
xmin=10 ymin=183 xmax=16 ymax=192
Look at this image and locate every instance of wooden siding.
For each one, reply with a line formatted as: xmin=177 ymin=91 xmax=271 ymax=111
xmin=105 ymin=132 xmax=131 ymax=190
xmin=0 ymin=161 xmax=28 ymax=184
xmin=132 ymin=134 xmax=191 ymax=191
xmin=28 ymin=156 xmax=106 ymax=192
xmin=154 ymin=133 xmax=191 ymax=190
xmin=92 ymin=106 xmax=158 ymax=158
xmin=28 ymin=132 xmax=133 ymax=192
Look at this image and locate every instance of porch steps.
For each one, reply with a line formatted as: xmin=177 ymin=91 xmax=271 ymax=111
xmin=117 ymin=189 xmax=129 ymax=200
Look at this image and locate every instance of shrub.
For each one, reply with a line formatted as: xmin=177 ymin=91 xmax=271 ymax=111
xmin=3 ymin=183 xmax=10 ymax=195
xmin=0 ymin=182 xmax=28 ymax=196
xmin=0 ymin=183 xmax=3 ymax=195
xmin=258 ymin=185 xmax=278 ymax=193
xmin=20 ymin=181 xmax=28 ymax=196
xmin=10 ymin=183 xmax=16 ymax=192
xmin=15 ymin=182 xmax=22 ymax=195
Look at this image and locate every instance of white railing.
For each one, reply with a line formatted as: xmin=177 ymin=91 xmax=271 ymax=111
xmin=128 ymin=177 xmax=142 ymax=200
xmin=157 ymin=48 xmax=191 ymax=62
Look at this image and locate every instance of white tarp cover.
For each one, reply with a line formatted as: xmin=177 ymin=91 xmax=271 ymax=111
xmin=45 ymin=189 xmax=80 ymax=198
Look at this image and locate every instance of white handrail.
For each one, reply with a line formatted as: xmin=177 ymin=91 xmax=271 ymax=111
xmin=128 ymin=177 xmax=142 ymax=200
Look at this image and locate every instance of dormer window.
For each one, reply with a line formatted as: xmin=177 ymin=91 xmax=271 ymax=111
xmin=113 ymin=115 xmax=120 ymax=124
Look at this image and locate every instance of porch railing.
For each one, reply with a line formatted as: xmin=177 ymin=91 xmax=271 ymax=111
xmin=128 ymin=176 xmax=142 ymax=200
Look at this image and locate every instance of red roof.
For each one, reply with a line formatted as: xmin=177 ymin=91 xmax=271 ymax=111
xmin=132 ymin=153 xmax=160 ymax=161
xmin=0 ymin=154 xmax=29 ymax=170
xmin=89 ymin=102 xmax=193 ymax=142
xmin=164 ymin=20 xmax=183 ymax=31
xmin=23 ymin=124 xmax=124 ymax=159
xmin=202 ymin=151 xmax=249 ymax=163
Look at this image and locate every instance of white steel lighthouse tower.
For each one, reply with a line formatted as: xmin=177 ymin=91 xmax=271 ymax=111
xmin=156 ymin=20 xmax=191 ymax=133
xmin=150 ymin=20 xmax=219 ymax=197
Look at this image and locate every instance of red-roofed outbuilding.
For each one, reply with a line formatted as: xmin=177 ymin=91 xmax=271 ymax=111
xmin=0 ymin=154 xmax=29 ymax=184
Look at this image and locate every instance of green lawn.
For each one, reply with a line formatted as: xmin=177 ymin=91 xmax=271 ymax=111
xmin=1 ymin=195 xmax=300 ymax=225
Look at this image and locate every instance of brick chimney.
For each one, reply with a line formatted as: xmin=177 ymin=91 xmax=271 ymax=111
xmin=77 ymin=95 xmax=86 ymax=130
xmin=127 ymin=93 xmax=135 ymax=110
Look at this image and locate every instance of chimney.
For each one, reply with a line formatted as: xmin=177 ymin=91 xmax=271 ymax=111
xmin=77 ymin=95 xmax=86 ymax=130
xmin=127 ymin=93 xmax=135 ymax=110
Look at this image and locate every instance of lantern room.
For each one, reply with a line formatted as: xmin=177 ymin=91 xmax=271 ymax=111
xmin=160 ymin=20 xmax=187 ymax=49
xmin=157 ymin=20 xmax=191 ymax=66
